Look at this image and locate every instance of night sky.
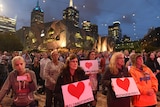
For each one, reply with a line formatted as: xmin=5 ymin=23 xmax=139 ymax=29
xmin=1 ymin=0 xmax=160 ymax=40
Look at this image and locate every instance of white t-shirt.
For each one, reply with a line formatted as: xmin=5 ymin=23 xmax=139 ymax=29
xmin=157 ymin=57 xmax=160 ymax=65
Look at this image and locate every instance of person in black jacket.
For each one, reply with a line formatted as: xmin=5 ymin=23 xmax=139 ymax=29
xmin=145 ymin=52 xmax=160 ymax=91
xmin=102 ymin=52 xmax=131 ymax=107
xmin=54 ymin=53 xmax=89 ymax=107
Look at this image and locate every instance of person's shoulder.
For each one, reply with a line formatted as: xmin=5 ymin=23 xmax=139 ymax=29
xmin=129 ymin=66 xmax=138 ymax=73
xmin=58 ymin=61 xmax=64 ymax=65
xmin=9 ymin=70 xmax=16 ymax=76
xmin=77 ymin=66 xmax=85 ymax=71
xmin=45 ymin=61 xmax=52 ymax=66
xmin=26 ymin=69 xmax=35 ymax=74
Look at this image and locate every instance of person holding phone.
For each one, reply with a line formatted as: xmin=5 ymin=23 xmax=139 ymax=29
xmin=0 ymin=56 xmax=37 ymax=107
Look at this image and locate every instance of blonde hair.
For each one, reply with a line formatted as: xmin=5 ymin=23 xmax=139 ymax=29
xmin=109 ymin=52 xmax=124 ymax=75
xmin=12 ymin=56 xmax=25 ymax=69
xmin=131 ymin=53 xmax=143 ymax=66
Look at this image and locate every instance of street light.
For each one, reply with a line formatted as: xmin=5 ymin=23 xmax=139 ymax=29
xmin=0 ymin=4 xmax=3 ymax=12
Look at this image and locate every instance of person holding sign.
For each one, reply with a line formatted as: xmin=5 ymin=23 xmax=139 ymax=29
xmin=129 ymin=53 xmax=158 ymax=107
xmin=86 ymin=50 xmax=101 ymax=107
xmin=54 ymin=54 xmax=89 ymax=107
xmin=102 ymin=52 xmax=131 ymax=107
xmin=0 ymin=56 xmax=37 ymax=107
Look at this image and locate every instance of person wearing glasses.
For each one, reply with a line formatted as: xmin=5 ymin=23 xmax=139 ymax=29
xmin=102 ymin=52 xmax=131 ymax=107
xmin=54 ymin=53 xmax=89 ymax=107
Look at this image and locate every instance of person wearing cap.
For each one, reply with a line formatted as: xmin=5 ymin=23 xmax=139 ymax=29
xmin=129 ymin=53 xmax=158 ymax=107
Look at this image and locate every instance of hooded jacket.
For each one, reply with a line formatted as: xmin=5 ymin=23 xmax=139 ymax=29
xmin=129 ymin=65 xmax=158 ymax=106
xmin=0 ymin=69 xmax=37 ymax=106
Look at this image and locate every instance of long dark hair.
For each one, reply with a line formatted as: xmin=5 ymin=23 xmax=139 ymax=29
xmin=86 ymin=50 xmax=96 ymax=60
xmin=61 ymin=53 xmax=87 ymax=83
xmin=65 ymin=53 xmax=77 ymax=68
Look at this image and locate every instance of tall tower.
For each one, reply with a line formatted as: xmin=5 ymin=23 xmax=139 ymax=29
xmin=69 ymin=0 xmax=73 ymax=7
xmin=63 ymin=0 xmax=79 ymax=27
xmin=108 ymin=21 xmax=122 ymax=43
xmin=31 ymin=0 xmax=44 ymax=27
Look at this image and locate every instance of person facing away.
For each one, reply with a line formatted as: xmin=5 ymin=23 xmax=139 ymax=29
xmin=129 ymin=53 xmax=158 ymax=107
xmin=102 ymin=52 xmax=131 ymax=107
xmin=54 ymin=53 xmax=89 ymax=107
xmin=43 ymin=49 xmax=64 ymax=107
xmin=0 ymin=56 xmax=37 ymax=107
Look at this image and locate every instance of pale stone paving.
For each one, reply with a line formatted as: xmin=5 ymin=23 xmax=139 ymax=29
xmin=1 ymin=91 xmax=160 ymax=107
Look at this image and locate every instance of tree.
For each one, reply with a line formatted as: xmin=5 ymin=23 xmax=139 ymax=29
xmin=0 ymin=32 xmax=23 ymax=52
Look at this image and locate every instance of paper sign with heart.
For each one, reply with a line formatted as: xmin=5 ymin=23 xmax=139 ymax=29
xmin=116 ymin=78 xmax=130 ymax=91
xmin=79 ymin=60 xmax=98 ymax=72
xmin=68 ymin=82 xmax=85 ymax=99
xmin=62 ymin=79 xmax=94 ymax=106
xmin=111 ymin=77 xmax=140 ymax=98
xmin=85 ymin=62 xmax=92 ymax=69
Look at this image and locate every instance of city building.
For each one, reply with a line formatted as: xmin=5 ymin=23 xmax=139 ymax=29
xmin=122 ymin=35 xmax=131 ymax=43
xmin=63 ymin=0 xmax=79 ymax=27
xmin=82 ymin=20 xmax=91 ymax=32
xmin=16 ymin=0 xmax=111 ymax=52
xmin=0 ymin=15 xmax=16 ymax=33
xmin=108 ymin=21 xmax=122 ymax=43
xmin=16 ymin=0 xmax=46 ymax=50
xmin=31 ymin=0 xmax=44 ymax=27
xmin=90 ymin=24 xmax=98 ymax=39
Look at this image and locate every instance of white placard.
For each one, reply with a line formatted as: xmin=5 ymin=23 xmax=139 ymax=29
xmin=17 ymin=76 xmax=27 ymax=81
xmin=61 ymin=79 xmax=94 ymax=107
xmin=111 ymin=77 xmax=140 ymax=98
xmin=80 ymin=60 xmax=98 ymax=73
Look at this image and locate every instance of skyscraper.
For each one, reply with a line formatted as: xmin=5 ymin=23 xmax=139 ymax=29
xmin=31 ymin=0 xmax=44 ymax=27
xmin=63 ymin=0 xmax=79 ymax=27
xmin=0 ymin=16 xmax=16 ymax=33
xmin=108 ymin=21 xmax=122 ymax=43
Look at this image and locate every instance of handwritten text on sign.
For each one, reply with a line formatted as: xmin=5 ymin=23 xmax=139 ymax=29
xmin=62 ymin=79 xmax=94 ymax=107
xmin=111 ymin=77 xmax=140 ymax=98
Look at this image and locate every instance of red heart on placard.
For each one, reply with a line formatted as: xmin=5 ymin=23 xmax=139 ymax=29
xmin=116 ymin=78 xmax=130 ymax=91
xmin=68 ymin=82 xmax=85 ymax=99
xmin=85 ymin=62 xmax=92 ymax=69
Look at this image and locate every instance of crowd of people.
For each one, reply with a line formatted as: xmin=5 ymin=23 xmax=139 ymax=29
xmin=0 ymin=49 xmax=160 ymax=107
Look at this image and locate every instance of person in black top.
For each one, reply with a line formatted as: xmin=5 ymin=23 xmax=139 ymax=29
xmin=145 ymin=52 xmax=160 ymax=91
xmin=54 ymin=54 xmax=89 ymax=107
xmin=102 ymin=52 xmax=131 ymax=107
